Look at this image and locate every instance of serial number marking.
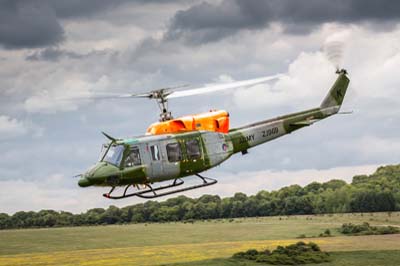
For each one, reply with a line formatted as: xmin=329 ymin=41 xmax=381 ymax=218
xmin=239 ymin=134 xmax=255 ymax=144
xmin=262 ymin=127 xmax=279 ymax=138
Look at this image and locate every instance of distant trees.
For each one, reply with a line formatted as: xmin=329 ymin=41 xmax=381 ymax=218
xmin=350 ymin=191 xmax=396 ymax=212
xmin=1 ymin=164 xmax=400 ymax=230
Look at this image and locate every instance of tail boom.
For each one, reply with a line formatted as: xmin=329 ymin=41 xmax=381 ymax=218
xmin=228 ymin=70 xmax=350 ymax=154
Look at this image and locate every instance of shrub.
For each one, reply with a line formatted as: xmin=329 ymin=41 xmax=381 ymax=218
xmin=233 ymin=242 xmax=330 ymax=265
xmin=339 ymin=222 xmax=400 ymax=235
xmin=376 ymin=226 xmax=399 ymax=235
xmin=233 ymin=249 xmax=259 ymax=260
xmin=298 ymin=229 xmax=331 ymax=238
xmin=319 ymin=228 xmax=332 ymax=237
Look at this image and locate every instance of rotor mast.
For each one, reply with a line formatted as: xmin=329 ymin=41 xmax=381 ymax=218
xmin=149 ymin=89 xmax=173 ymax=122
xmin=157 ymin=94 xmax=173 ymax=122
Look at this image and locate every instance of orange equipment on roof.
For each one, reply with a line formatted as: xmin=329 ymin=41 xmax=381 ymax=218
xmin=146 ymin=110 xmax=229 ymax=135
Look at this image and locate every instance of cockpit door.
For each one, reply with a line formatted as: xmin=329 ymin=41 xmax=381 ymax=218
xmin=147 ymin=143 xmax=163 ymax=178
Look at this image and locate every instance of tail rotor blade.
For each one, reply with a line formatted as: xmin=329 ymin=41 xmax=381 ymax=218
xmin=324 ymin=40 xmax=344 ymax=71
xmin=323 ymin=31 xmax=350 ymax=71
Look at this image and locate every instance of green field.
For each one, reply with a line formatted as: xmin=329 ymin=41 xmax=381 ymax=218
xmin=1 ymin=212 xmax=400 ymax=266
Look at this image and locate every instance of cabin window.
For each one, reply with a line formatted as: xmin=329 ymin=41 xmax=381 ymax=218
xmin=166 ymin=143 xmax=182 ymax=162
xmin=186 ymin=139 xmax=201 ymax=159
xmin=150 ymin=145 xmax=160 ymax=161
xmin=125 ymin=147 xmax=141 ymax=167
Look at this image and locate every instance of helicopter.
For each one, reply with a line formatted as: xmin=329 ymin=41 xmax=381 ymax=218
xmin=77 ymin=68 xmax=350 ymax=200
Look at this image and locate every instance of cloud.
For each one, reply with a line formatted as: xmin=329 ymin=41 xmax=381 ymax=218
xmin=49 ymin=0 xmax=190 ymax=19
xmin=231 ymin=25 xmax=400 ymax=111
xmin=23 ymin=75 xmax=111 ymax=113
xmin=26 ymin=47 xmax=113 ymax=62
xmin=48 ymin=0 xmax=128 ymax=19
xmin=0 ymin=172 xmax=150 ymax=214
xmin=0 ymin=0 xmax=186 ymax=49
xmin=0 ymin=176 xmax=102 ymax=214
xmin=232 ymin=51 xmax=335 ymax=110
xmin=356 ymin=136 xmax=400 ymax=160
xmin=0 ymin=115 xmax=28 ymax=140
xmin=166 ymin=0 xmax=400 ymax=44
xmin=26 ymin=47 xmax=85 ymax=62
xmin=2 ymin=0 xmax=399 ymax=49
xmin=0 ymin=0 xmax=136 ymax=49
xmin=0 ymin=116 xmax=44 ymax=142
xmin=0 ymin=1 xmax=64 ymax=49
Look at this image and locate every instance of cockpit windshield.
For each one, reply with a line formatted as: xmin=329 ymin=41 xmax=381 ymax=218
xmin=100 ymin=144 xmax=125 ymax=166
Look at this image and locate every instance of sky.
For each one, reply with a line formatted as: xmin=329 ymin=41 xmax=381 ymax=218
xmin=1 ymin=0 xmax=400 ymax=214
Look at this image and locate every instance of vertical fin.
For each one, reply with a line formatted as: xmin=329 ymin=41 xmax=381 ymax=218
xmin=320 ymin=69 xmax=350 ymax=108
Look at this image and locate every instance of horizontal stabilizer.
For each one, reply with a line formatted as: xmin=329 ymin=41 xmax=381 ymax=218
xmin=290 ymin=119 xmax=320 ymax=127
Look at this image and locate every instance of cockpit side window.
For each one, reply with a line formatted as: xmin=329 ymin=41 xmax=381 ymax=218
xmin=125 ymin=147 xmax=141 ymax=167
xmin=102 ymin=145 xmax=124 ymax=166
xmin=186 ymin=139 xmax=201 ymax=159
xmin=166 ymin=143 xmax=182 ymax=162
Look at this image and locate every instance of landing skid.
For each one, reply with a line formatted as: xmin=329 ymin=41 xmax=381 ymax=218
xmin=103 ymin=174 xmax=217 ymax=200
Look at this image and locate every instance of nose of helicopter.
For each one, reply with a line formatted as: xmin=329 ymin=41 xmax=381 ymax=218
xmin=78 ymin=162 xmax=119 ymax=187
xmin=78 ymin=177 xmax=91 ymax=187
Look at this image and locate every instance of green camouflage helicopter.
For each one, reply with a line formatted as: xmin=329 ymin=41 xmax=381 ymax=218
xmin=77 ymin=69 xmax=350 ymax=199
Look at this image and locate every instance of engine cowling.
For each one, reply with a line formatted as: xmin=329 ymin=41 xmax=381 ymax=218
xmin=146 ymin=110 xmax=229 ymax=135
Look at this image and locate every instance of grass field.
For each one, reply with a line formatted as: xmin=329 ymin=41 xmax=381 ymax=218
xmin=1 ymin=212 xmax=400 ymax=266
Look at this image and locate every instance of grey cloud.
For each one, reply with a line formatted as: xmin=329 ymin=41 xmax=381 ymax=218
xmin=48 ymin=0 xmax=126 ymax=19
xmin=166 ymin=0 xmax=400 ymax=44
xmin=0 ymin=0 xmax=187 ymax=49
xmin=0 ymin=0 xmax=131 ymax=49
xmin=0 ymin=1 xmax=64 ymax=49
xmin=26 ymin=47 xmax=113 ymax=62
xmin=26 ymin=48 xmax=84 ymax=62
xmin=50 ymin=0 xmax=190 ymax=19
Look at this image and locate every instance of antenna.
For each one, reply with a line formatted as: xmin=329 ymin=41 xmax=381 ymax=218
xmin=102 ymin=131 xmax=117 ymax=142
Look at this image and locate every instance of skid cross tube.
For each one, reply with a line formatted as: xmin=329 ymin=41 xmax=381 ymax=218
xmin=102 ymin=174 xmax=217 ymax=200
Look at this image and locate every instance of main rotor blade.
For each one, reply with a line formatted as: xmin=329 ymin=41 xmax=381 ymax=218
xmin=57 ymin=92 xmax=151 ymax=101
xmin=57 ymin=75 xmax=282 ymax=102
xmin=58 ymin=85 xmax=189 ymax=101
xmin=166 ymin=74 xmax=283 ymax=99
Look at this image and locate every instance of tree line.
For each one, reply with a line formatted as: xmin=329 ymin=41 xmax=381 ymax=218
xmin=1 ymin=164 xmax=400 ymax=229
